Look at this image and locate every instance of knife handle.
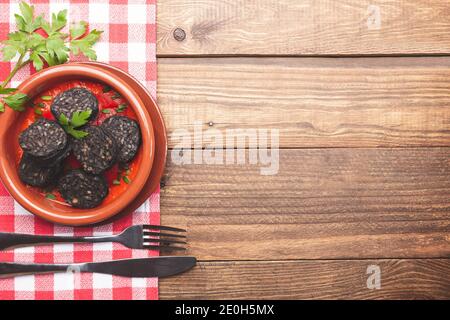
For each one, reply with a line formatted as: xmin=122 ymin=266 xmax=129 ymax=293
xmin=0 ymin=262 xmax=71 ymax=278
xmin=0 ymin=232 xmax=117 ymax=250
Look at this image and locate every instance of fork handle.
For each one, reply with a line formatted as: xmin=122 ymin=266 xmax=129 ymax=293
xmin=0 ymin=262 xmax=72 ymax=278
xmin=0 ymin=232 xmax=117 ymax=250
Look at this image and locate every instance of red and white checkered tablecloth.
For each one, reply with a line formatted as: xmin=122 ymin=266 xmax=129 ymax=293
xmin=0 ymin=0 xmax=159 ymax=300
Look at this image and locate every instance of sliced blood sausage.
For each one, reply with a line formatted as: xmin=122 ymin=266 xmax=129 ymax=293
xmin=18 ymin=154 xmax=62 ymax=188
xmin=51 ymin=87 xmax=98 ymax=121
xmin=57 ymin=169 xmax=108 ymax=209
xmin=19 ymin=118 xmax=68 ymax=160
xmin=101 ymin=115 xmax=141 ymax=163
xmin=30 ymin=141 xmax=72 ymax=167
xmin=72 ymin=125 xmax=117 ymax=174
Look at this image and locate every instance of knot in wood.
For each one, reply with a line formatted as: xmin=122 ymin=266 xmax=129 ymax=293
xmin=173 ymin=28 xmax=186 ymax=41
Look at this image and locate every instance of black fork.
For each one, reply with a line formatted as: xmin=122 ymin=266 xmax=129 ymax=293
xmin=0 ymin=225 xmax=187 ymax=251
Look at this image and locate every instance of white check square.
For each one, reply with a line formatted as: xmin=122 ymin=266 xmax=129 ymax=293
xmin=53 ymin=243 xmax=74 ymax=254
xmin=54 ymin=272 xmax=74 ymax=291
xmin=128 ymin=4 xmax=147 ymax=24
xmin=93 ymin=273 xmax=113 ymax=289
xmin=89 ymin=3 xmax=109 ymax=24
xmin=132 ymin=277 xmax=146 ymax=288
xmin=127 ymin=43 xmax=146 ymax=62
xmin=93 ymin=42 xmax=109 ymax=62
xmin=14 ymin=246 xmax=34 ymax=254
xmin=9 ymin=3 xmax=20 ymax=23
xmin=93 ymin=242 xmax=113 ymax=258
xmin=14 ymin=274 xmax=35 ymax=292
xmin=13 ymin=201 xmax=30 ymax=216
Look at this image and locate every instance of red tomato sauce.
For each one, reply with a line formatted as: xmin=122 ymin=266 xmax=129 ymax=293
xmin=17 ymin=80 xmax=141 ymax=207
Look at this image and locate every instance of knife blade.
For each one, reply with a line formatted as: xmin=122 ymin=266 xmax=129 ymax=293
xmin=0 ymin=257 xmax=196 ymax=278
xmin=81 ymin=256 xmax=197 ymax=278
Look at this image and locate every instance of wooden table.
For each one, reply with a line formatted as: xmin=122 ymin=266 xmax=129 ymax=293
xmin=156 ymin=0 xmax=450 ymax=299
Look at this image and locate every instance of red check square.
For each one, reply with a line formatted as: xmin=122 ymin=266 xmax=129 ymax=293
xmin=109 ymin=24 xmax=128 ymax=43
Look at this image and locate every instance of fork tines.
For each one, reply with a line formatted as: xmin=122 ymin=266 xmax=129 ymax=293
xmin=142 ymin=224 xmax=187 ymax=251
xmin=143 ymin=224 xmax=186 ymax=232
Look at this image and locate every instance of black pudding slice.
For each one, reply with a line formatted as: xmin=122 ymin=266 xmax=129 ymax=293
xmin=19 ymin=118 xmax=68 ymax=160
xmin=101 ymin=115 xmax=141 ymax=163
xmin=30 ymin=140 xmax=72 ymax=167
xmin=51 ymin=87 xmax=98 ymax=121
xmin=72 ymin=125 xmax=117 ymax=174
xmin=58 ymin=170 xmax=108 ymax=209
xmin=18 ymin=154 xmax=62 ymax=188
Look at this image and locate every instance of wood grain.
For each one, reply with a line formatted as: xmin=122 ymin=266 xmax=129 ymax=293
xmin=159 ymin=259 xmax=450 ymax=299
xmin=158 ymin=57 xmax=450 ymax=148
xmin=160 ymin=148 xmax=450 ymax=260
xmin=157 ymin=0 xmax=450 ymax=56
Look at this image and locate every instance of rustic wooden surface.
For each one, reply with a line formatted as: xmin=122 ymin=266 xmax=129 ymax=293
xmin=160 ymin=260 xmax=450 ymax=299
xmin=157 ymin=0 xmax=450 ymax=55
xmin=158 ymin=57 xmax=450 ymax=148
xmin=160 ymin=148 xmax=450 ymax=260
xmin=157 ymin=0 xmax=450 ymax=299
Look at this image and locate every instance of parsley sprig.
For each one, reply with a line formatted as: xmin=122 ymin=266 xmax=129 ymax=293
xmin=0 ymin=2 xmax=103 ymax=112
xmin=58 ymin=109 xmax=92 ymax=139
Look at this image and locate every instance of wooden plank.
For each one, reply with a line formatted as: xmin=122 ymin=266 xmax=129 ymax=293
xmin=157 ymin=0 xmax=450 ymax=56
xmin=158 ymin=57 xmax=450 ymax=148
xmin=160 ymin=148 xmax=450 ymax=260
xmin=159 ymin=259 xmax=450 ymax=300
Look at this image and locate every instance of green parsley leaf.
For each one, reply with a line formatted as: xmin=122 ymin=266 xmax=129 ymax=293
xmin=1 ymin=43 xmax=20 ymax=61
xmin=0 ymin=87 xmax=17 ymax=94
xmin=116 ymin=103 xmax=127 ymax=112
xmin=37 ymin=51 xmax=58 ymax=67
xmin=26 ymin=31 xmax=45 ymax=48
xmin=34 ymin=108 xmax=42 ymax=115
xmin=123 ymin=176 xmax=130 ymax=184
xmin=7 ymin=31 xmax=26 ymax=42
xmin=111 ymin=92 xmax=121 ymax=99
xmin=70 ymin=21 xmax=87 ymax=40
xmin=0 ymin=102 xmax=4 ymax=113
xmin=45 ymin=193 xmax=56 ymax=200
xmin=31 ymin=14 xmax=45 ymax=32
xmin=46 ymin=35 xmax=69 ymax=64
xmin=67 ymin=127 xmax=89 ymax=139
xmin=3 ymin=92 xmax=28 ymax=111
xmin=15 ymin=3 xmax=41 ymax=33
xmin=39 ymin=19 xmax=51 ymax=36
xmin=70 ymin=109 xmax=92 ymax=127
xmin=14 ymin=14 xmax=27 ymax=32
xmin=19 ymin=2 xmax=33 ymax=27
xmin=51 ymin=10 xmax=67 ymax=32
xmin=102 ymin=85 xmax=111 ymax=93
xmin=102 ymin=109 xmax=110 ymax=114
xmin=37 ymin=102 xmax=45 ymax=108
xmin=41 ymin=95 xmax=52 ymax=101
xmin=1 ymin=31 xmax=28 ymax=61
xmin=70 ymin=29 xmax=102 ymax=60
xmin=58 ymin=113 xmax=69 ymax=126
xmin=58 ymin=110 xmax=91 ymax=139
xmin=30 ymin=51 xmax=44 ymax=70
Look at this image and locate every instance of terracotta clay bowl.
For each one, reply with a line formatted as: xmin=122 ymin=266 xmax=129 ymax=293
xmin=0 ymin=64 xmax=155 ymax=226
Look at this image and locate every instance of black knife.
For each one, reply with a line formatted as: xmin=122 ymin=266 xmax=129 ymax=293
xmin=0 ymin=256 xmax=196 ymax=278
